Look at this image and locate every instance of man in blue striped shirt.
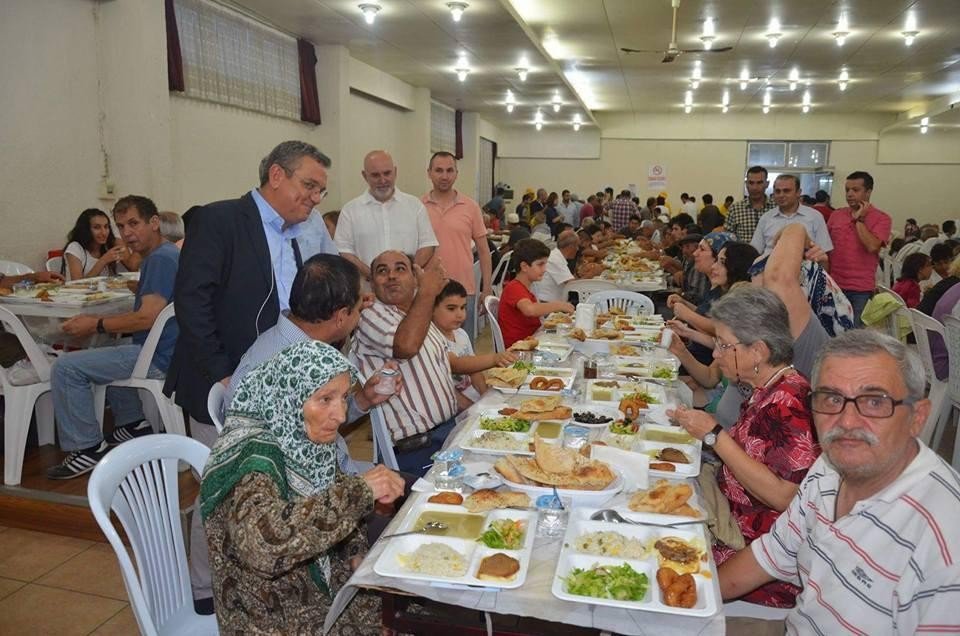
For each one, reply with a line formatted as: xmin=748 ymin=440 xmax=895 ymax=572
xmin=720 ymin=330 xmax=960 ymax=634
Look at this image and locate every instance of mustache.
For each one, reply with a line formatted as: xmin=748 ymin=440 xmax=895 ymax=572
xmin=822 ymin=427 xmax=879 ymax=446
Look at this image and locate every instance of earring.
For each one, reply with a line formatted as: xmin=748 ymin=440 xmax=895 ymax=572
xmin=754 ymin=362 xmax=760 ymax=376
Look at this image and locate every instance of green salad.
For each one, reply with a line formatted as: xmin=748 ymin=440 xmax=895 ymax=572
xmin=625 ymin=390 xmax=659 ymax=405
xmin=652 ymin=366 xmax=675 ymax=380
xmin=512 ymin=360 xmax=536 ymax=372
xmin=479 ymin=416 xmax=531 ymax=433
xmin=478 ymin=519 xmax=525 ymax=549
xmin=563 ymin=563 xmax=649 ymax=601
xmin=609 ymin=420 xmax=639 ymax=435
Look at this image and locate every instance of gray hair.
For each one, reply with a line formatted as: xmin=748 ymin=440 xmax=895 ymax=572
xmin=557 ymin=230 xmax=579 ymax=250
xmin=709 ymin=287 xmax=794 ymax=365
xmin=158 ymin=211 xmax=184 ymax=242
xmin=258 ymin=141 xmax=332 ymax=186
xmin=811 ymin=330 xmax=927 ymax=402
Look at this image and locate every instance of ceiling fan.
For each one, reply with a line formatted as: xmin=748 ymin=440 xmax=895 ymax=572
xmin=620 ymin=0 xmax=733 ymax=63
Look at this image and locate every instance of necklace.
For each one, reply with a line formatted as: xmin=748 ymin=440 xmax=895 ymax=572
xmin=746 ymin=364 xmax=795 ymax=405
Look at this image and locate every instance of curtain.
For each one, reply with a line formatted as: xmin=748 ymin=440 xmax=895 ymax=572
xmin=297 ymin=39 xmax=321 ymax=124
xmin=455 ymin=109 xmax=464 ymax=159
xmin=165 ymin=0 xmax=185 ymax=92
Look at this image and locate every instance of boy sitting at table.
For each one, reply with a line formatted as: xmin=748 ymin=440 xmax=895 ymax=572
xmin=497 ymin=238 xmax=575 ymax=349
xmin=432 ymin=280 xmax=517 ymax=405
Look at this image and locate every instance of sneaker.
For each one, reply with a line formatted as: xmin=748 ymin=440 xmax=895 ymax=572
xmin=106 ymin=420 xmax=153 ymax=446
xmin=46 ymin=442 xmax=109 ymax=480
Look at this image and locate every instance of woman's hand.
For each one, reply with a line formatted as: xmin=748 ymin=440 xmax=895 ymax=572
xmin=355 ymin=360 xmax=403 ymax=411
xmin=362 ymin=465 xmax=405 ymax=504
xmin=672 ymin=302 xmax=690 ymax=322
xmin=667 ymin=405 xmax=717 ymax=441
xmin=98 ymin=245 xmax=127 ymax=266
xmin=495 ymin=351 xmax=518 ymax=367
xmin=666 ymin=293 xmax=683 ymax=309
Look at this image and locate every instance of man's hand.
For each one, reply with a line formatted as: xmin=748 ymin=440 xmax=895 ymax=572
xmin=495 ymin=351 xmax=519 ymax=367
xmin=666 ymin=293 xmax=683 ymax=309
xmin=62 ymin=314 xmax=98 ymax=337
xmin=219 ymin=376 xmax=231 ymax=387
xmin=356 ymin=360 xmax=403 ymax=410
xmin=32 ymin=271 xmax=64 ymax=284
xmin=361 ymin=292 xmax=375 ymax=310
xmin=478 ymin=288 xmax=493 ymax=314
xmin=414 ymin=255 xmax=447 ymax=299
xmin=362 ymin=465 xmax=406 ymax=504
xmin=852 ymin=200 xmax=872 ymax=220
xmin=804 ymin=240 xmax=829 ymax=266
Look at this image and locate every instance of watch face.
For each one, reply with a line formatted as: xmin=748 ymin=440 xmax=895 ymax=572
xmin=704 ymin=432 xmax=717 ymax=446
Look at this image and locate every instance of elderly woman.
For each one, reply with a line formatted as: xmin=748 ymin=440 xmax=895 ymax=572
xmin=669 ymin=286 xmax=820 ymax=608
xmin=201 ymin=340 xmax=405 ymax=635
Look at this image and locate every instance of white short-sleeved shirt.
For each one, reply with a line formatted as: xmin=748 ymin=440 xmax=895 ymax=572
xmin=63 ymin=241 xmax=129 ymax=280
xmin=751 ymin=205 xmax=834 ymax=255
xmin=752 ymin=445 xmax=960 ymax=635
xmin=335 ymin=188 xmax=439 ymax=269
xmin=533 ymin=247 xmax=574 ymax=302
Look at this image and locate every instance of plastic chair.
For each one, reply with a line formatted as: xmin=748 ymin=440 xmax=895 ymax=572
xmin=724 ymin=600 xmax=790 ymax=620
xmin=484 ymin=295 xmax=505 ymax=353
xmin=876 ymin=285 xmax=910 ymax=341
xmin=0 ymin=260 xmax=33 ymax=276
xmin=491 ymin=250 xmax=512 ymax=298
xmin=472 ymin=260 xmax=484 ymax=341
xmin=0 ymin=307 xmax=56 ymax=485
xmin=590 ymin=290 xmax=655 ymax=316
xmin=562 ymin=278 xmax=617 ymax=304
xmin=938 ymin=315 xmax=960 ymax=469
xmin=906 ymin=309 xmax=949 ymax=446
xmin=207 ymin=382 xmax=226 ymax=434
xmin=369 ymin=406 xmax=399 ymax=470
xmin=45 ymin=256 xmax=64 ymax=275
xmin=94 ymin=304 xmax=185 ymax=437
xmin=87 ymin=434 xmax=219 ymax=636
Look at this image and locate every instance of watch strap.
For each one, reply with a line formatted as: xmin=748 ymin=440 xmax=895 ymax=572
xmin=96 ymin=318 xmax=106 ymax=334
xmin=704 ymin=423 xmax=723 ymax=447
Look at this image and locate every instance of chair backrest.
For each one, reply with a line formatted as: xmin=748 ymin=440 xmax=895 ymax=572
xmin=0 ymin=260 xmax=33 ymax=276
xmin=484 ymin=295 xmax=505 ymax=353
xmin=906 ymin=309 xmax=944 ymax=382
xmin=876 ymin=286 xmax=910 ymax=340
xmin=0 ymin=306 xmax=53 ymax=387
xmin=491 ymin=250 xmax=512 ymax=297
xmin=562 ymin=278 xmax=617 ymax=304
xmin=369 ymin=407 xmax=399 ymax=470
xmin=944 ymin=315 xmax=960 ymax=405
xmin=207 ymin=382 xmax=226 ymax=433
xmin=131 ymin=304 xmax=176 ymax=378
xmin=590 ymin=290 xmax=655 ymax=316
xmin=87 ymin=434 xmax=210 ymax=636
xmin=45 ymin=256 xmax=64 ymax=274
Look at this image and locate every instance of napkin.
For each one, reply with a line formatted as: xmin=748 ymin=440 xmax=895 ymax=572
xmin=591 ymin=444 xmax=649 ymax=491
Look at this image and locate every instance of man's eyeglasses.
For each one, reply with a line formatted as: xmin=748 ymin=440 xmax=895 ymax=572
xmin=713 ymin=338 xmax=740 ymax=353
xmin=292 ymin=173 xmax=328 ymax=200
xmin=809 ymin=390 xmax=912 ymax=419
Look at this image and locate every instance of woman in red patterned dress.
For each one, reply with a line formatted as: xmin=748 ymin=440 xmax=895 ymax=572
xmin=669 ymin=286 xmax=820 ymax=608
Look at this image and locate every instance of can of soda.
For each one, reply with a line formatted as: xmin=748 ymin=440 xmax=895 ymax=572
xmin=374 ymin=367 xmax=400 ymax=395
xmin=660 ymin=327 xmax=674 ymax=349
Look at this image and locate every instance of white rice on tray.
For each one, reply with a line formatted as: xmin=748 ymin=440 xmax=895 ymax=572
xmin=573 ymin=531 xmax=648 ymax=559
xmin=473 ymin=431 xmax=528 ymax=452
xmin=397 ymin=543 xmax=468 ymax=577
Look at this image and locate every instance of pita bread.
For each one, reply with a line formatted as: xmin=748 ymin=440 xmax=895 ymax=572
xmin=509 ymin=337 xmax=539 ymax=351
xmin=534 ymin=437 xmax=576 ymax=474
xmin=484 ymin=367 xmax=528 ymax=388
xmin=506 ymin=455 xmax=616 ymax=491
xmin=516 ymin=396 xmax=572 ymax=421
xmin=463 ymin=488 xmax=531 ymax=513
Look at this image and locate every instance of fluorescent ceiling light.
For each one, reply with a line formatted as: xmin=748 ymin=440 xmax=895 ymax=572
xmin=788 ymin=67 xmax=799 ymax=91
xmin=552 ymin=92 xmax=562 ymax=112
xmin=455 ymin=56 xmax=470 ymax=82
xmin=838 ymin=69 xmax=849 ymax=91
xmin=740 ymin=68 xmax=750 ymax=90
xmin=902 ymin=12 xmax=919 ymax=46
xmin=700 ymin=17 xmax=716 ymax=50
xmin=767 ymin=18 xmax=782 ymax=48
xmin=358 ymin=3 xmax=380 ymax=25
xmin=447 ymin=2 xmax=468 ymax=22
xmin=833 ymin=13 xmax=849 ymax=46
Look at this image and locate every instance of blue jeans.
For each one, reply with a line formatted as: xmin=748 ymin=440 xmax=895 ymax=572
xmin=844 ymin=290 xmax=873 ymax=328
xmin=395 ymin=417 xmax=458 ymax=477
xmin=51 ymin=344 xmax=161 ymax=451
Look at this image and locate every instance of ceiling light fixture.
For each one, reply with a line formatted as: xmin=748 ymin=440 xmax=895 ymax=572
xmin=788 ymin=67 xmax=799 ymax=91
xmin=684 ymin=90 xmax=693 ymax=113
xmin=833 ymin=13 xmax=850 ymax=46
xmin=902 ymin=12 xmax=919 ymax=46
xmin=739 ymin=68 xmax=750 ymax=90
xmin=505 ymin=90 xmax=515 ymax=113
xmin=691 ymin=61 xmax=702 ymax=89
xmin=763 ymin=88 xmax=772 ymax=114
xmin=446 ymin=2 xmax=468 ymax=22
xmin=700 ymin=17 xmax=716 ymax=50
xmin=516 ymin=67 xmax=528 ymax=81
xmin=802 ymin=89 xmax=812 ymax=113
xmin=358 ymin=3 xmax=381 ymax=25
xmin=838 ymin=69 xmax=849 ymax=91
xmin=721 ymin=89 xmax=730 ymax=113
xmin=766 ymin=18 xmax=782 ymax=48
xmin=573 ymin=113 xmax=582 ymax=132
xmin=454 ymin=56 xmax=470 ymax=82
xmin=920 ymin=116 xmax=929 ymax=133
xmin=552 ymin=92 xmax=562 ymax=112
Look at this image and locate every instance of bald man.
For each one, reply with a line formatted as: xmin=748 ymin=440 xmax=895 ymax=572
xmin=335 ymin=150 xmax=438 ymax=279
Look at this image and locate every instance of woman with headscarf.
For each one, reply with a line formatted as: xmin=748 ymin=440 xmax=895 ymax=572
xmin=201 ymin=340 xmax=405 ymax=635
xmin=669 ymin=286 xmax=819 ymax=608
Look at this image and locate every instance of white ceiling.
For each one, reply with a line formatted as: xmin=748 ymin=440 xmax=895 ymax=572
xmin=231 ymin=0 xmax=960 ymax=128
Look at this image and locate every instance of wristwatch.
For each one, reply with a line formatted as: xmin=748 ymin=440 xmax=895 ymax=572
xmin=703 ymin=424 xmax=723 ymax=447
xmin=855 ymin=217 xmax=865 ymax=224
xmin=96 ymin=318 xmax=106 ymax=334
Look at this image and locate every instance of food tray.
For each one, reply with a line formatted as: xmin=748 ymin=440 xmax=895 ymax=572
xmin=612 ymin=355 xmax=679 ymax=381
xmin=0 ymin=291 xmax=129 ymax=306
xmin=551 ymin=515 xmax=719 ymax=617
xmin=492 ymin=367 xmax=576 ymax=397
xmin=584 ymin=379 xmax=667 ymax=410
xmin=458 ymin=409 xmax=566 ymax=456
xmin=580 ymin=478 xmax=707 ymax=525
xmin=567 ymin=404 xmax=626 ymax=429
xmin=499 ymin=469 xmax=624 ymax=508
xmin=629 ymin=439 xmax=702 ymax=479
xmin=374 ymin=502 xmax=537 ymax=589
xmin=534 ymin=341 xmax=574 ymax=362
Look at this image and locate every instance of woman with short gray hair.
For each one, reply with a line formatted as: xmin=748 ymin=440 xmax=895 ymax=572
xmin=668 ymin=285 xmax=820 ymax=609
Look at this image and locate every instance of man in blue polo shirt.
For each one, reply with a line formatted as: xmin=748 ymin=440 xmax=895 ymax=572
xmin=751 ymin=174 xmax=833 ymax=257
xmin=47 ymin=195 xmax=179 ymax=479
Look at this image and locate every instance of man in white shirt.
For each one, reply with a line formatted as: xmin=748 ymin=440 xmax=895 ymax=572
xmin=751 ymin=174 xmax=833 ymax=256
xmin=335 ymin=150 xmax=438 ymax=279
xmin=680 ymin=192 xmax=698 ymax=216
xmin=533 ymin=230 xmax=578 ymax=302
xmin=719 ymin=330 xmax=960 ymax=634
xmin=556 ymin=189 xmax=580 ymax=226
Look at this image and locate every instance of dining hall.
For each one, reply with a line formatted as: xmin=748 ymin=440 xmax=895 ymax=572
xmin=2 ymin=0 xmax=960 ymax=634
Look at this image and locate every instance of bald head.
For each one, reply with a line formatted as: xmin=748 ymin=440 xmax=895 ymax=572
xmin=363 ymin=150 xmax=397 ymax=202
xmin=370 ymin=250 xmax=416 ymax=308
xmin=557 ymin=229 xmax=579 ymax=256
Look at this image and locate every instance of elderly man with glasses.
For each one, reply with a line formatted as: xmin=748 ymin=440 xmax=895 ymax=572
xmin=719 ymin=330 xmax=960 ymax=634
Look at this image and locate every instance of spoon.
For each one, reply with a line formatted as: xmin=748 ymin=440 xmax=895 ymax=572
xmin=590 ymin=509 xmax=705 ymax=529
xmin=381 ymin=520 xmax=448 ymax=539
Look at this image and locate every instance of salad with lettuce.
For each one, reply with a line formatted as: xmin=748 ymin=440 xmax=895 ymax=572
xmin=563 ymin=563 xmax=649 ymax=601
xmin=479 ymin=416 xmax=531 ymax=433
xmin=478 ymin=519 xmax=526 ymax=549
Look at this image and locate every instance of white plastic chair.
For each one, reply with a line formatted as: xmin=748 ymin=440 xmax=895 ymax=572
xmin=937 ymin=315 xmax=960 ymax=469
xmin=906 ymin=309 xmax=949 ymax=446
xmin=0 ymin=307 xmax=56 ymax=485
xmin=94 ymin=304 xmax=185 ymax=437
xmin=369 ymin=406 xmax=399 ymax=470
xmin=491 ymin=250 xmax=512 ymax=298
xmin=590 ymin=290 xmax=655 ymax=316
xmin=484 ymin=295 xmax=505 ymax=353
xmin=472 ymin=260 xmax=484 ymax=340
xmin=206 ymin=382 xmax=226 ymax=434
xmin=0 ymin=260 xmax=33 ymax=275
xmin=87 ymin=434 xmax=218 ymax=636
xmin=45 ymin=256 xmax=64 ymax=274
xmin=562 ymin=278 xmax=617 ymax=304
xmin=876 ymin=285 xmax=910 ymax=341
xmin=725 ymin=600 xmax=790 ymax=621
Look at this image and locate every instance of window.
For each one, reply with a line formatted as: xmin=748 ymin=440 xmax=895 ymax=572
xmin=173 ymin=0 xmax=301 ymax=120
xmin=747 ymin=142 xmax=787 ymax=168
xmin=747 ymin=140 xmax=832 ymax=196
xmin=430 ymin=101 xmax=456 ymax=153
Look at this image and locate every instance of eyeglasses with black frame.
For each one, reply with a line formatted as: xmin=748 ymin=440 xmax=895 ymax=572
xmin=809 ymin=390 xmax=913 ymax=418
xmin=713 ymin=337 xmax=740 ymax=353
